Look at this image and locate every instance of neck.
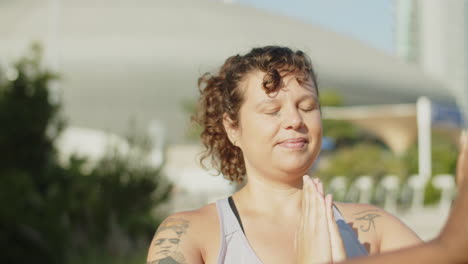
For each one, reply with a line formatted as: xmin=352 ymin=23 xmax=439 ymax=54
xmin=233 ymin=170 xmax=305 ymax=217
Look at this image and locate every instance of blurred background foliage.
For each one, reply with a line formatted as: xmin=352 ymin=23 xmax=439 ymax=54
xmin=317 ymin=90 xmax=458 ymax=205
xmin=0 ymin=44 xmax=172 ymax=264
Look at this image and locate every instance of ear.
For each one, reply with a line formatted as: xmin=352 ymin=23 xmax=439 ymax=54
xmin=223 ymin=113 xmax=239 ymax=145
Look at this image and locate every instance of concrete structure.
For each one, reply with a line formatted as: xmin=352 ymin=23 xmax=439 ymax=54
xmin=324 ymin=104 xmax=418 ymax=154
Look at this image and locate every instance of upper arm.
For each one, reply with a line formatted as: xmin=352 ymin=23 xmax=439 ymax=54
xmin=147 ymin=212 xmax=204 ymax=264
xmin=337 ymin=203 xmax=422 ymax=254
xmin=376 ymin=208 xmax=422 ymax=253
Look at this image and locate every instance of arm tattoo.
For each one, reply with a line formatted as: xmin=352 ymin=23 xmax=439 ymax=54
xmin=147 ymin=218 xmax=190 ymax=264
xmin=353 ymin=209 xmax=381 ymax=232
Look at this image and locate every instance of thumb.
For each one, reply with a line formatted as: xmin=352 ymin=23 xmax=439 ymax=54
xmin=294 ymin=229 xmax=298 ymax=251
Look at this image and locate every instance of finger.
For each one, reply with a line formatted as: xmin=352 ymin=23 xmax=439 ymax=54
xmin=296 ymin=176 xmax=309 ymax=255
xmin=294 ymin=228 xmax=298 ymax=251
xmin=300 ymin=176 xmax=308 ymax=228
xmin=308 ymin=176 xmax=317 ymax=212
xmin=313 ymin=177 xmax=320 ymax=186
xmin=314 ymin=180 xmax=332 ymax=260
xmin=311 ymin=178 xmax=325 ymax=197
xmin=457 ymin=130 xmax=468 ymax=186
xmin=326 ymin=194 xmax=347 ymax=262
xmin=310 ymin=178 xmax=327 ymax=238
xmin=315 ymin=181 xmax=327 ymax=227
xmin=304 ymin=176 xmax=311 ymax=227
xmin=296 ymin=176 xmax=307 ymax=251
xmin=317 ymin=179 xmax=324 ymax=197
xmin=301 ymin=175 xmax=307 ymax=216
xmin=305 ymin=176 xmax=318 ymax=236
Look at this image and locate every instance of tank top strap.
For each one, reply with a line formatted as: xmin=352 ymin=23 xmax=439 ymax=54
xmin=216 ymin=198 xmax=244 ymax=236
xmin=332 ymin=205 xmax=346 ymax=221
xmin=332 ymin=204 xmax=369 ymax=257
xmin=216 ymin=197 xmax=261 ymax=264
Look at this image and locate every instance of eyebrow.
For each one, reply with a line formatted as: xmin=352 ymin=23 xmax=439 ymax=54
xmin=297 ymin=94 xmax=318 ymax=103
xmin=256 ymin=98 xmax=278 ymax=106
xmin=255 ymin=94 xmax=318 ymax=111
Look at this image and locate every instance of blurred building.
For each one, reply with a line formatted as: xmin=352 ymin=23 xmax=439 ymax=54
xmin=395 ymin=0 xmax=467 ymax=117
xmin=395 ymin=0 xmax=420 ymax=63
xmin=0 ymin=0 xmax=456 ymax=145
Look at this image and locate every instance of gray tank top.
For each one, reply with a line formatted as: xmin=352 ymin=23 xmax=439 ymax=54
xmin=215 ymin=197 xmax=368 ymax=264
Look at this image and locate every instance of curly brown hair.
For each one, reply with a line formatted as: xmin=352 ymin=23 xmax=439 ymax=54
xmin=194 ymin=46 xmax=319 ymax=183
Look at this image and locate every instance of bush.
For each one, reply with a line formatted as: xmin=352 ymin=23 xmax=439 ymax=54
xmin=0 ymin=44 xmax=171 ymax=264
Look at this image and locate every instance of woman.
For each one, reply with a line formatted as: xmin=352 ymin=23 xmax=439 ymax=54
xmin=146 ymin=46 xmax=421 ymax=264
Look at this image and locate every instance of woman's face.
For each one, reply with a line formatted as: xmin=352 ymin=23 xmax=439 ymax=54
xmin=153 ymin=228 xmax=180 ymax=259
xmin=226 ymin=70 xmax=322 ymax=181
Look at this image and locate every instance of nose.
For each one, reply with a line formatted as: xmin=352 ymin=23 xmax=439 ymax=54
xmin=282 ymin=108 xmax=304 ymax=130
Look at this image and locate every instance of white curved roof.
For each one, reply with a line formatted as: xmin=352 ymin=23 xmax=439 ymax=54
xmin=0 ymin=0 xmax=455 ymax=143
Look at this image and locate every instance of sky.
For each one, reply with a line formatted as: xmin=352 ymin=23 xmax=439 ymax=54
xmin=233 ymin=0 xmax=396 ymax=54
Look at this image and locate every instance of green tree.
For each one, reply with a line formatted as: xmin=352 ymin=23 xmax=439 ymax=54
xmin=0 ymin=43 xmax=66 ymax=264
xmin=0 ymin=44 xmax=171 ymax=264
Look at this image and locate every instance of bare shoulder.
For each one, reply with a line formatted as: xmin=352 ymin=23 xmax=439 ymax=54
xmin=147 ymin=203 xmax=220 ymax=264
xmin=334 ymin=202 xmax=385 ymax=221
xmin=334 ymin=202 xmax=422 ymax=253
xmin=334 ymin=202 xmax=389 ymax=236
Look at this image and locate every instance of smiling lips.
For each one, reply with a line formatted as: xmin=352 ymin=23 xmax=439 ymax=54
xmin=278 ymin=137 xmax=308 ymax=149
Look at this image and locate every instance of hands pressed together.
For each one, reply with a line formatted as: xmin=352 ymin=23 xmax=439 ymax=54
xmin=295 ymin=176 xmax=346 ymax=264
xmin=295 ymin=131 xmax=468 ymax=264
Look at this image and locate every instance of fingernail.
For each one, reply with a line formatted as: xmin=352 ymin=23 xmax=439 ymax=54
xmin=325 ymin=194 xmax=331 ymax=206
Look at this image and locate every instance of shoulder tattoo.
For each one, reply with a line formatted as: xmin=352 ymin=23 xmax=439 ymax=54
xmin=353 ymin=209 xmax=381 ymax=232
xmin=147 ymin=217 xmax=190 ymax=264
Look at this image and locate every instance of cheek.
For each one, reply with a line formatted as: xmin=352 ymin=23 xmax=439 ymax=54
xmin=306 ymin=112 xmax=322 ymax=133
xmin=240 ymin=114 xmax=279 ymax=145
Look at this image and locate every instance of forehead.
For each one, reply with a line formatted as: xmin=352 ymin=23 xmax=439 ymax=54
xmin=241 ymin=70 xmax=316 ymax=102
xmin=157 ymin=228 xmax=177 ymax=237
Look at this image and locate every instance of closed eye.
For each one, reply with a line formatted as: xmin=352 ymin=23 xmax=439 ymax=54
xmin=300 ymin=105 xmax=317 ymax=112
xmin=301 ymin=107 xmax=315 ymax=112
xmin=264 ymin=109 xmax=280 ymax=115
xmin=155 ymin=238 xmax=166 ymax=245
xmin=169 ymin=238 xmax=180 ymax=244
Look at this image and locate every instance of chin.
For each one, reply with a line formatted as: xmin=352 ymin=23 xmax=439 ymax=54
xmin=280 ymin=151 xmax=316 ymax=165
xmin=278 ymin=161 xmax=313 ymax=175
